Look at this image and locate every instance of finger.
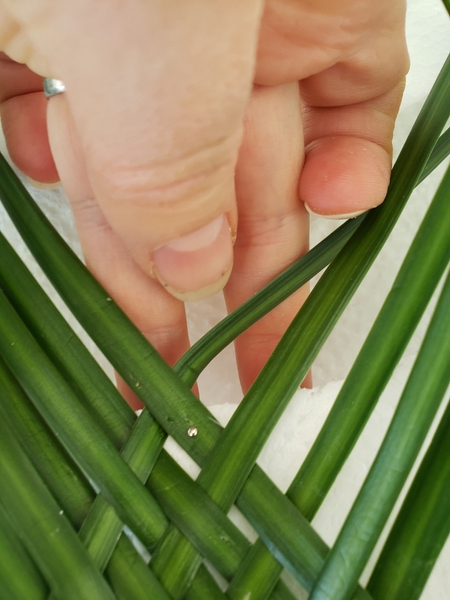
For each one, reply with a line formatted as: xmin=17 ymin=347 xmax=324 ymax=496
xmin=1 ymin=92 xmax=59 ymax=183
xmin=299 ymin=80 xmax=406 ymax=217
xmin=255 ymin=0 xmax=408 ymax=87
xmin=47 ymin=94 xmax=192 ymax=409
xmin=4 ymin=0 xmax=264 ymax=301
xmin=254 ymin=0 xmax=408 ymax=217
xmin=0 ymin=52 xmax=43 ymax=101
xmin=0 ymin=53 xmax=59 ymax=183
xmin=225 ymin=83 xmax=310 ymax=393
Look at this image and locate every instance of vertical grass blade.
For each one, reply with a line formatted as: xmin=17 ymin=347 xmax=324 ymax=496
xmin=309 ymin=266 xmax=450 ymax=600
xmin=367 ymin=400 xmax=450 ymax=600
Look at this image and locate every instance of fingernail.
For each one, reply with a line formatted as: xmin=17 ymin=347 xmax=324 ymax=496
xmin=26 ymin=176 xmax=61 ymax=190
xmin=152 ymin=214 xmax=234 ymax=302
xmin=305 ymin=203 xmax=366 ymax=220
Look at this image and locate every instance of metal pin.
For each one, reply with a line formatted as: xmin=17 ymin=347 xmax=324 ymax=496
xmin=187 ymin=426 xmax=198 ymax=438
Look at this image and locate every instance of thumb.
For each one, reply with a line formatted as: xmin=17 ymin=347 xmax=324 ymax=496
xmin=5 ymin=0 xmax=263 ymax=300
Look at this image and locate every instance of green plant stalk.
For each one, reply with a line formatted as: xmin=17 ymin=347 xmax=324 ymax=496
xmin=103 ymin=534 xmax=172 ymax=600
xmin=0 ymin=298 xmax=351 ymax=600
xmin=176 ymin=214 xmax=363 ymax=380
xmin=368 ymin=398 xmax=450 ymax=600
xmin=0 ymin=502 xmax=48 ymax=600
xmin=0 ymin=419 xmax=116 ymax=600
xmin=185 ymin=565 xmax=229 ymax=600
xmin=0 ymin=234 xmax=135 ymax=450
xmin=309 ymin=260 xmax=450 ymax=599
xmin=0 ymin=289 xmax=169 ymax=551
xmin=0 ymin=244 xmax=227 ymax=597
xmin=148 ymin=451 xmax=251 ymax=579
xmin=419 ymin=127 xmax=450 ymax=181
xmin=0 ymin=51 xmax=446 ymax=596
xmin=149 ymin=526 xmax=204 ymax=599
xmin=0 ymin=275 xmax=231 ymax=599
xmin=227 ymin=540 xmax=286 ymax=600
xmin=77 ymin=408 xmax=165 ymax=570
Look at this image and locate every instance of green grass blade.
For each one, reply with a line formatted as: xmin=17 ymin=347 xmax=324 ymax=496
xmin=148 ymin=451 xmax=251 ymax=580
xmin=227 ymin=541 xmax=284 ymax=600
xmin=0 ymin=290 xmax=168 ymax=550
xmin=78 ymin=409 xmax=165 ymax=570
xmin=185 ymin=565 xmax=229 ymax=600
xmin=368 ymin=400 xmax=450 ymax=600
xmin=309 ymin=264 xmax=450 ymax=600
xmin=0 ymin=418 xmax=116 ymax=600
xmin=0 ymin=503 xmax=48 ymax=600
xmin=289 ymin=162 xmax=450 ymax=526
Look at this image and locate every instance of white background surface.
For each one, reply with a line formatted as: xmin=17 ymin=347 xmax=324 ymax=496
xmin=1 ymin=0 xmax=449 ymax=597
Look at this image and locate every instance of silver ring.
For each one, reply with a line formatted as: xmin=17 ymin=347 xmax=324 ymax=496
xmin=43 ymin=78 xmax=66 ymax=99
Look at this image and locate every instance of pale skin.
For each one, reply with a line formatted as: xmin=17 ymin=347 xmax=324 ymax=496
xmin=0 ymin=0 xmax=409 ymax=408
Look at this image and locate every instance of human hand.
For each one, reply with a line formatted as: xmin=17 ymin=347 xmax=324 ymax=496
xmin=0 ymin=0 xmax=408 ymax=406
